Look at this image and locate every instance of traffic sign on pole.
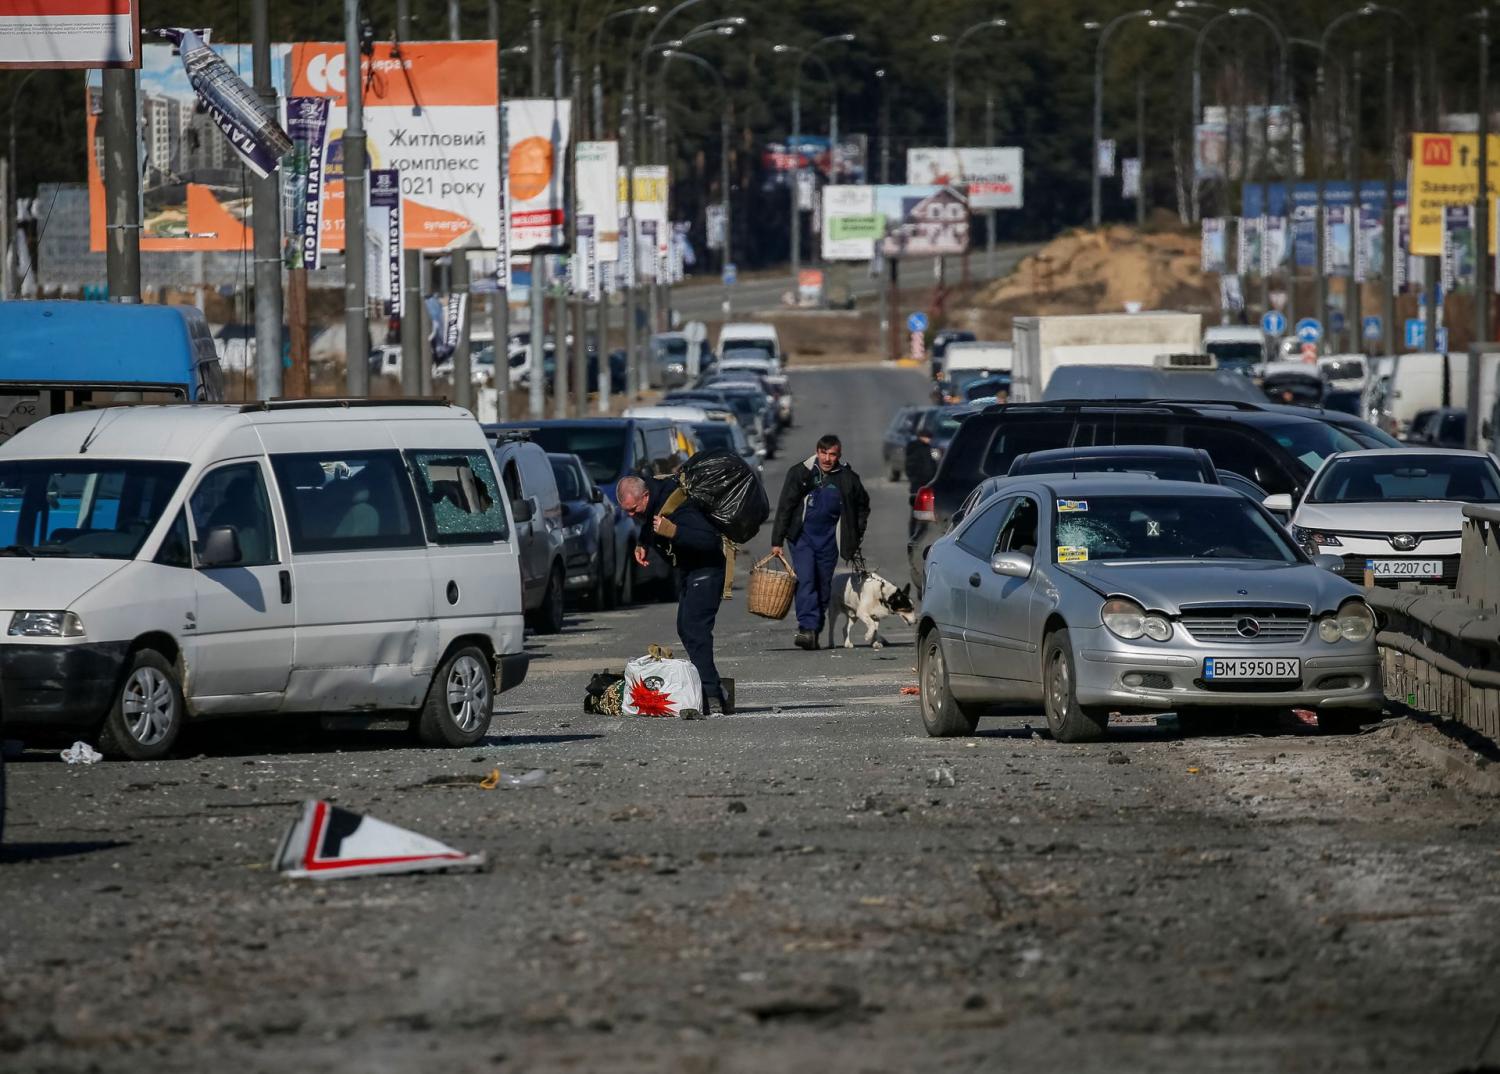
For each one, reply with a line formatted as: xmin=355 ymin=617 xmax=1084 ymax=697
xmin=1404 ymin=318 xmax=1425 ymax=349
xmin=1260 ymin=310 xmax=1286 ymax=336
xmin=1362 ymin=315 xmax=1381 ymax=342
xmin=1294 ymin=317 xmax=1322 ymax=344
xmin=907 ymin=311 xmax=929 ymax=334
xmin=722 ymin=262 xmax=737 ymax=286
xmin=1330 ymin=310 xmax=1346 ymax=336
xmin=1437 ymin=327 xmax=1450 ymax=353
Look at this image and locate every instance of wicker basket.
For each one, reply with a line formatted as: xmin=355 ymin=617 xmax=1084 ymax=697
xmin=747 ymin=551 xmax=798 ymax=620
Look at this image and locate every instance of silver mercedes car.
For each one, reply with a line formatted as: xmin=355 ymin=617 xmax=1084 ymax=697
xmin=917 ymin=477 xmax=1383 ymax=741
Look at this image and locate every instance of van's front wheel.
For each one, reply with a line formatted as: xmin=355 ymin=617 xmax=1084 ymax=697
xmin=418 ymin=646 xmax=494 ymax=747
xmin=98 ymin=649 xmax=184 ymax=760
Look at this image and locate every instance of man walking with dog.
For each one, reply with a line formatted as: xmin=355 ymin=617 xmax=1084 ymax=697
xmin=616 ymin=475 xmax=732 ymax=715
xmin=770 ymin=434 xmax=871 ymax=650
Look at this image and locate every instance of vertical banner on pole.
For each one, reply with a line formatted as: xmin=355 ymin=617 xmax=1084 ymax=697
xmin=1263 ymin=216 xmax=1287 ymax=277
xmin=1201 ymin=217 xmax=1227 ymax=274
xmin=1394 ymin=204 xmax=1410 ymax=294
xmin=1238 ymin=216 xmax=1263 ymax=278
xmin=286 ymin=96 xmax=330 ymax=270
xmin=1323 ymin=206 xmax=1351 ymax=275
xmin=1443 ymin=204 xmax=1476 ymax=293
xmin=1354 ymin=207 xmax=1383 ymax=284
xmin=1121 ymin=158 xmax=1141 ymax=199
xmin=1097 ymin=139 xmax=1116 ymax=178
xmin=576 ymin=213 xmax=599 ymax=300
xmin=368 ymin=169 xmax=403 ymax=315
xmin=505 ymin=99 xmax=574 ymax=252
xmin=575 ymin=140 xmax=620 ymax=261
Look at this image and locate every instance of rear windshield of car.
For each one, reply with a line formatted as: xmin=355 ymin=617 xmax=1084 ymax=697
xmin=522 ymin=426 xmax=627 ymax=485
xmin=721 ymin=338 xmax=775 ymax=360
xmin=1054 ymin=494 xmax=1297 ymax=564
xmin=1011 ymin=456 xmax=1207 ymax=481
xmin=693 ymin=423 xmax=735 ymax=452
xmin=918 ymin=408 xmax=971 ymax=439
xmin=1307 ymin=455 xmax=1500 ymax=504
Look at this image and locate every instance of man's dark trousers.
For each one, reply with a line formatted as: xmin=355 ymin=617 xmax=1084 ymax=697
xmin=790 ymin=537 xmax=839 ymax=633
xmin=677 ymin=564 xmax=725 ymax=701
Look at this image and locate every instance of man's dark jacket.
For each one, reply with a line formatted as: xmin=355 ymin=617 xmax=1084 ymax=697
xmin=643 ymin=476 xmax=726 ymax=572
xmin=770 ymin=456 xmax=871 ymax=559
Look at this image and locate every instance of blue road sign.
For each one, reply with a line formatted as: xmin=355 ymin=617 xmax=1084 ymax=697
xmin=1330 ymin=311 xmax=1347 ymax=335
xmin=1294 ymin=317 xmax=1322 ymax=344
xmin=907 ymin=311 xmax=929 ymax=333
xmin=1404 ymin=318 xmax=1425 ymax=348
xmin=1362 ymin=315 xmax=1382 ymax=342
xmin=1437 ymin=327 xmax=1450 ymax=353
xmin=722 ymin=262 xmax=737 ymax=286
xmin=1261 ymin=310 xmax=1286 ymax=336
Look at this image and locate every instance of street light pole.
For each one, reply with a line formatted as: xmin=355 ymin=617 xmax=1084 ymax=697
xmin=591 ymin=5 xmax=658 ymax=142
xmin=342 ymin=0 xmax=368 ymax=395
xmin=1477 ymin=8 xmax=1491 ymax=345
xmin=1315 ymin=6 xmax=1374 ymax=349
xmin=660 ymin=49 xmax=730 ymax=316
xmin=940 ymin=18 xmax=1007 ymax=148
xmin=1092 ymin=9 xmax=1154 ymax=229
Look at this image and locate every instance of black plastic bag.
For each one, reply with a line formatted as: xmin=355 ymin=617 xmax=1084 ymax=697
xmin=678 ymin=449 xmax=770 ymax=544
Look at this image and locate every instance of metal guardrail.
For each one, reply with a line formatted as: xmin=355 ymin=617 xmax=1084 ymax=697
xmin=1366 ymin=503 xmax=1500 ymax=743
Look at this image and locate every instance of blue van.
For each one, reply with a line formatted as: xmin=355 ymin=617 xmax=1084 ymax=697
xmin=0 ymin=302 xmax=224 ymax=446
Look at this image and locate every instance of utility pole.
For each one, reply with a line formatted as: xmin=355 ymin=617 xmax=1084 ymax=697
xmin=1478 ymin=11 xmax=1491 ymax=347
xmin=397 ymin=0 xmax=411 ymax=42
xmin=493 ymin=14 xmax=511 ymax=420
xmin=343 ymin=0 xmax=369 ymax=395
xmin=102 ymin=68 xmax=140 ymax=302
xmin=1347 ymin=52 xmax=1361 ymax=355
xmin=449 ymin=0 xmax=473 ymax=411
xmin=1136 ymin=75 xmax=1146 ymax=230
xmin=1382 ymin=31 xmax=1396 ymax=358
xmin=397 ymin=0 xmax=420 ymax=397
xmin=528 ymin=0 xmax=546 ymax=418
xmin=252 ymin=0 xmax=283 ymax=398
xmin=553 ymin=21 xmax=570 ymax=419
xmin=789 ymin=68 xmax=801 ymax=298
xmin=985 ymin=88 xmax=996 ymax=279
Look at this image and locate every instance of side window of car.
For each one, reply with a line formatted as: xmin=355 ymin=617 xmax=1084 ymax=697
xmin=1091 ymin=417 xmax=1181 ymax=448
xmin=981 ymin=421 xmax=1075 ymax=476
xmin=646 ymin=428 xmax=677 ymax=473
xmin=500 ymin=456 xmax=523 ymax=502
xmin=634 ymin=429 xmax=651 ymax=475
xmin=407 ymin=449 xmax=509 ymax=544
xmin=521 ymin=448 xmax=560 ymax=508
xmin=269 ymin=451 xmax=423 ymax=553
xmin=1181 ymin=425 xmax=1296 ymax=496
xmin=188 ymin=461 xmax=278 ymax=566
xmin=154 ymin=508 xmax=193 ymax=568
xmin=955 ymin=497 xmax=1013 ymax=559
xmin=996 ymin=496 xmax=1040 ymax=557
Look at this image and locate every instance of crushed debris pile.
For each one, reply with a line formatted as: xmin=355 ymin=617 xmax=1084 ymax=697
xmin=975 ymin=223 xmax=1216 ymax=318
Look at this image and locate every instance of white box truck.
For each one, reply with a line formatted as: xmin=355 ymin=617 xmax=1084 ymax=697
xmin=1010 ymin=312 xmax=1204 ymax=403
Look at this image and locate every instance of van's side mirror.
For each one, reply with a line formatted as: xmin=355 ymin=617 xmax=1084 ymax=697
xmin=1262 ymin=493 xmax=1294 ymax=514
xmin=511 ymin=497 xmax=535 ymax=524
xmin=198 ymin=526 xmax=242 ymax=568
xmin=590 ymin=486 xmax=604 ymax=504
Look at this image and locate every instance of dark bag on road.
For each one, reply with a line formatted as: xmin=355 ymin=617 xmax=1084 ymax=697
xmin=677 ymin=449 xmax=770 ymax=544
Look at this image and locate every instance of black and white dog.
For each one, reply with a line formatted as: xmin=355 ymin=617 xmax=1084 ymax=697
xmin=827 ymin=571 xmax=917 ymax=651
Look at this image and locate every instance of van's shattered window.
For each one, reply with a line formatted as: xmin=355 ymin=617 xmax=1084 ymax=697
xmin=408 ymin=450 xmax=509 ymax=544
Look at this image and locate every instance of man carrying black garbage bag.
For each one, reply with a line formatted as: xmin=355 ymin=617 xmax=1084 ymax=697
xmin=770 ymin=434 xmax=871 ymax=650
xmin=616 ymin=474 xmax=732 ymax=715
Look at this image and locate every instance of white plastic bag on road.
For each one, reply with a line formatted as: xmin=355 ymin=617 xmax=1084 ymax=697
xmin=60 ymin=742 xmax=103 ymax=765
xmin=622 ymin=655 xmax=704 ymax=717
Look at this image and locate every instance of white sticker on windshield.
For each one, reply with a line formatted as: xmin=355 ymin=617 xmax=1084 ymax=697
xmin=1057 ymin=545 xmax=1089 ymax=563
xmin=1057 ymin=499 xmax=1088 ymax=513
xmin=1147 ymin=520 xmax=1161 ymax=537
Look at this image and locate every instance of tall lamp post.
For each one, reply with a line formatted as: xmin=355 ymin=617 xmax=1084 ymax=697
xmin=1091 ymin=9 xmax=1154 ymax=228
xmin=774 ymin=33 xmax=855 ymax=295
xmin=932 ymin=18 xmax=1007 ymax=148
xmin=591 ymin=4 xmax=658 ymax=141
xmin=659 ymin=47 xmax=733 ymax=317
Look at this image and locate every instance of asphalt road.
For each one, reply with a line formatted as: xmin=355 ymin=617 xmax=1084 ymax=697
xmin=3 ymin=366 xmax=1500 ymax=1073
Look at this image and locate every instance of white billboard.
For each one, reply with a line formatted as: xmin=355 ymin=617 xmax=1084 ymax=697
xmin=908 ymin=147 xmax=1024 ymax=209
xmin=621 ymin=165 xmax=668 ymax=282
xmin=820 ymin=185 xmax=877 ymax=261
xmin=506 ymin=98 xmax=573 ymax=252
xmin=576 ymin=140 xmax=620 ymax=262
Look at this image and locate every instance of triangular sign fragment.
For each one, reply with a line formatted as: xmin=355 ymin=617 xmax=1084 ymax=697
xmin=274 ymin=800 xmax=485 ymax=880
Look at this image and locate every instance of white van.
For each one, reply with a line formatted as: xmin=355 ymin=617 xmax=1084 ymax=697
xmin=1202 ymin=325 xmax=1268 ymax=374
xmin=1371 ymin=352 xmax=1466 ymax=438
xmin=716 ymin=323 xmax=782 ymax=368
xmin=0 ymin=400 xmax=527 ymax=760
xmin=938 ymin=340 xmax=1013 ymax=403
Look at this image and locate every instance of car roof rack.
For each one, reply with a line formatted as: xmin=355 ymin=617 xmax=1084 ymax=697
xmin=981 ymin=398 xmax=1275 ymax=417
xmin=487 ymin=427 xmax=533 ymax=442
xmin=240 ymin=397 xmax=451 ymax=413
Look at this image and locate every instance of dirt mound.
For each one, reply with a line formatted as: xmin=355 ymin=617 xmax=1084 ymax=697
xmin=977 ymin=225 xmax=1215 ymax=317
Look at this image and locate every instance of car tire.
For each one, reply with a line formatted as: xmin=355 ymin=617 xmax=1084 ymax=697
xmin=581 ymin=554 xmax=607 ymax=612
xmin=919 ymin=629 xmax=978 ymax=737
xmin=619 ymin=546 xmax=637 ymax=606
xmin=97 ymin=649 xmax=185 ymax=761
xmin=1042 ymin=630 xmax=1108 ymax=743
xmin=418 ymin=645 xmax=494 ymax=747
xmin=531 ymin=565 xmax=566 ymax=634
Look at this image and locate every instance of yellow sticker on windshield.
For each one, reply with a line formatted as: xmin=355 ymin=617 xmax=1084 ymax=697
xmin=1057 ymin=499 xmax=1088 ymax=512
xmin=1057 ymin=545 xmax=1089 ymax=563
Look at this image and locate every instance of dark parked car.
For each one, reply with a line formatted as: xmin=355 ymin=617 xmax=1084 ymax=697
xmin=906 ymin=400 xmax=1399 ymax=592
xmin=489 ymin=436 xmax=568 ymax=632
xmin=904 ymin=404 xmax=978 ymax=493
xmin=489 ymin=418 xmax=683 ymax=600
xmin=1406 ymin=407 xmax=1466 ymax=449
xmin=883 ymin=406 xmax=923 ymax=482
xmin=548 ymin=452 xmax=616 ymax=610
xmin=693 ymin=419 xmax=762 ymax=477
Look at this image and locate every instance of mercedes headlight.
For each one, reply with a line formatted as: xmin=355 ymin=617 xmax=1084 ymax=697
xmin=9 ymin=610 xmax=85 ymax=638
xmin=1102 ymin=598 xmax=1171 ymax=642
xmin=1336 ymin=599 xmax=1374 ymax=642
